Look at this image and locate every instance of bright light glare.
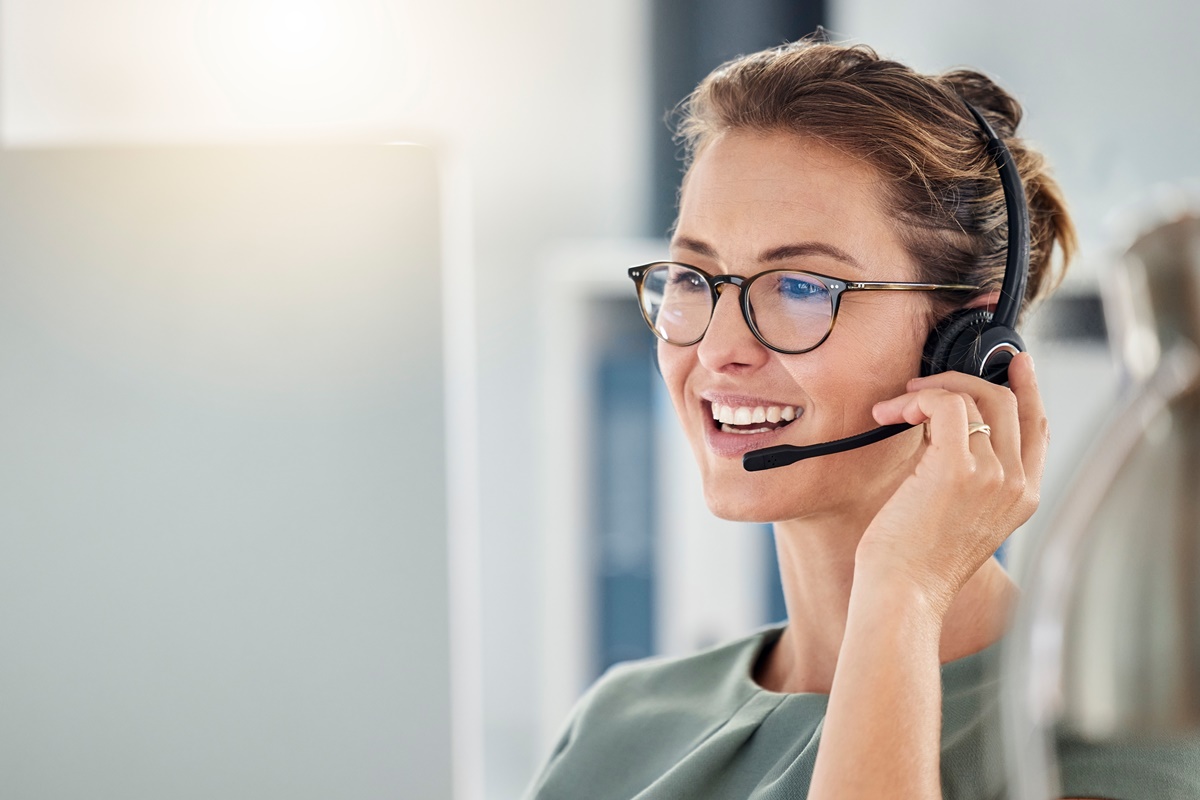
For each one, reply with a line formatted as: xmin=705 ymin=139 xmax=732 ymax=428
xmin=268 ymin=1 xmax=330 ymax=59
xmin=197 ymin=0 xmax=402 ymax=125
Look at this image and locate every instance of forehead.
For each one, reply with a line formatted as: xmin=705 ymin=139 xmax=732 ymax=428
xmin=674 ymin=131 xmax=912 ymax=278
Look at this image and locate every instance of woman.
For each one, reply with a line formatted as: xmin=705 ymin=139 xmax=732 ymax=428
xmin=524 ymin=40 xmax=1200 ymax=799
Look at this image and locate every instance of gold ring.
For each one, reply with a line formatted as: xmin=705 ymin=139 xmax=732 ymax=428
xmin=967 ymin=421 xmax=992 ymax=437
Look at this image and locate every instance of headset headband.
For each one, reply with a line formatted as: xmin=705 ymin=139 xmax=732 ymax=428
xmin=963 ymin=102 xmax=1029 ymax=332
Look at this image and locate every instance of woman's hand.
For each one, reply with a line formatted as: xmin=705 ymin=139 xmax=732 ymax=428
xmin=857 ymin=352 xmax=1049 ymax=617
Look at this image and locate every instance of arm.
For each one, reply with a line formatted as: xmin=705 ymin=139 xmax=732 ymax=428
xmin=808 ymin=353 xmax=1049 ymax=799
xmin=807 ymin=568 xmax=946 ymax=798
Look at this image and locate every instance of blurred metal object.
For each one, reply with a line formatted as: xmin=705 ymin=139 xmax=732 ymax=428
xmin=1003 ymin=206 xmax=1200 ymax=799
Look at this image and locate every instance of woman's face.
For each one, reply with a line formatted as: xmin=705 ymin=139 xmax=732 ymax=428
xmin=661 ymin=131 xmax=933 ymax=523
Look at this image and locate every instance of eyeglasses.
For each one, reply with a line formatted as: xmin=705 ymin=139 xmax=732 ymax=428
xmin=627 ymin=261 xmax=979 ymax=354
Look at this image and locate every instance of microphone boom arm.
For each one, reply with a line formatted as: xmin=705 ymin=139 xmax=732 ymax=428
xmin=742 ymin=422 xmax=914 ymax=471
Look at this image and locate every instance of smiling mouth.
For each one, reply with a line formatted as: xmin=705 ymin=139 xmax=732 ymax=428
xmin=709 ymin=402 xmax=800 ymax=435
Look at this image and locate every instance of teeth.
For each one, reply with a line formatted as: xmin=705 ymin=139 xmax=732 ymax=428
xmin=709 ymin=401 xmax=799 ymax=427
xmin=722 ymin=424 xmax=774 ymax=435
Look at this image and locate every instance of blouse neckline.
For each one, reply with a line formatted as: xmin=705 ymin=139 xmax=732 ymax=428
xmin=740 ymin=622 xmax=1004 ymax=701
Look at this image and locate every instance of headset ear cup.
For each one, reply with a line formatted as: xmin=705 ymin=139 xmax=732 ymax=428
xmin=921 ymin=309 xmax=993 ymax=377
xmin=975 ymin=325 xmax=1026 ymax=384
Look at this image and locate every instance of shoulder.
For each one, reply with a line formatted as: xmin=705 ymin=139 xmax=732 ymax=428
xmin=521 ymin=625 xmax=786 ymax=799
xmin=583 ymin=623 xmax=783 ymax=714
xmin=528 ymin=626 xmax=787 ymax=788
xmin=560 ymin=622 xmax=785 ymax=743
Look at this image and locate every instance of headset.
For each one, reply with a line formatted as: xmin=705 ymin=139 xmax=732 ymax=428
xmin=742 ymin=102 xmax=1030 ymax=472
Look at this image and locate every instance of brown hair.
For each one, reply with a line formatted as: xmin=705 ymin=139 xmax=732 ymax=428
xmin=675 ymin=40 xmax=1077 ymax=322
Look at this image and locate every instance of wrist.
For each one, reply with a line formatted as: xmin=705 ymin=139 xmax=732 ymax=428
xmin=850 ymin=559 xmax=952 ymax=633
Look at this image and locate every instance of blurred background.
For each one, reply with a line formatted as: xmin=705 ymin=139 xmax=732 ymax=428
xmin=0 ymin=1 xmax=1197 ymax=799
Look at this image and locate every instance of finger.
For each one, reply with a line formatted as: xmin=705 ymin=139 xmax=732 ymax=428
xmin=876 ymin=388 xmax=973 ymax=460
xmin=965 ymin=416 xmax=997 ymax=463
xmin=903 ymin=370 xmax=1022 ymax=474
xmin=956 ymin=395 xmax=997 ymax=464
xmin=1007 ymin=352 xmax=1050 ymax=487
xmin=875 ymin=387 xmax=1003 ymax=477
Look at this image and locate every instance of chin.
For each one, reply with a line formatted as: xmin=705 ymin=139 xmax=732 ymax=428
xmin=700 ymin=476 xmax=801 ymax=524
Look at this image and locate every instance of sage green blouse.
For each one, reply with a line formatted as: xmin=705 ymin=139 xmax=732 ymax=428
xmin=522 ymin=623 xmax=1200 ymax=799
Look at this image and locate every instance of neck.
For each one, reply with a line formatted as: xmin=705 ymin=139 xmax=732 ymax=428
xmin=756 ymin=511 xmax=1018 ymax=695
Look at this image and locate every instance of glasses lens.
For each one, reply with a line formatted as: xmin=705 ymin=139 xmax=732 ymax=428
xmin=746 ymin=271 xmax=834 ymax=352
xmin=640 ymin=264 xmax=712 ymax=344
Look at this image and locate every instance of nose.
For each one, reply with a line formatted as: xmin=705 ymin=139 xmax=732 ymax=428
xmin=696 ymin=284 xmax=771 ymax=373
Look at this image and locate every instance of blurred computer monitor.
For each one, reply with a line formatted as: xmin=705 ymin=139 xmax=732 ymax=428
xmin=0 ymin=145 xmax=452 ymax=799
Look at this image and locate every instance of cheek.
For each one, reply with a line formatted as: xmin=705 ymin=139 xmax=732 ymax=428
xmin=656 ymin=342 xmax=694 ymax=412
xmin=779 ymin=310 xmax=929 ymax=408
xmin=848 ymin=299 xmax=932 ymax=366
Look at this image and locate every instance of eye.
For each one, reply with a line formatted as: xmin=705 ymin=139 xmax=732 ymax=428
xmin=667 ymin=267 xmax=707 ymax=292
xmin=776 ymin=274 xmax=829 ymax=301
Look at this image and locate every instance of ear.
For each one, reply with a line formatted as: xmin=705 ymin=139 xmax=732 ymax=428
xmin=965 ymin=289 xmax=1002 ymax=315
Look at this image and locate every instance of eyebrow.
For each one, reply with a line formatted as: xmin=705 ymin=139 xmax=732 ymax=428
xmin=671 ymin=236 xmax=865 ymax=271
